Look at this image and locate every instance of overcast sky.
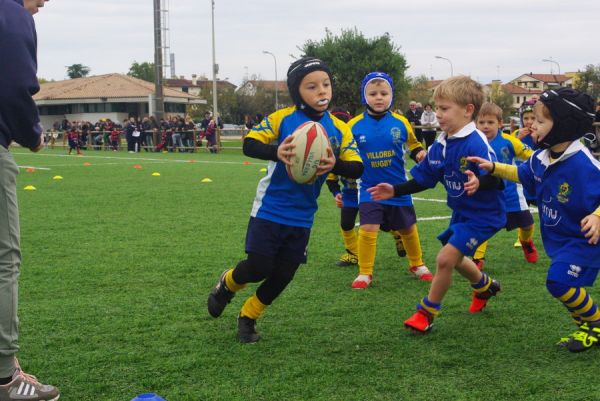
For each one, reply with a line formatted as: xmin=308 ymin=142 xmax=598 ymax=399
xmin=34 ymin=0 xmax=598 ymax=87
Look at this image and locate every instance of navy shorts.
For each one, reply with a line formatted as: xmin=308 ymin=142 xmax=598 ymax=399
xmin=547 ymin=262 xmax=600 ymax=287
xmin=359 ymin=203 xmax=417 ymax=231
xmin=437 ymin=221 xmax=499 ymax=257
xmin=505 ymin=210 xmax=534 ymax=231
xmin=245 ymin=217 xmax=311 ymax=264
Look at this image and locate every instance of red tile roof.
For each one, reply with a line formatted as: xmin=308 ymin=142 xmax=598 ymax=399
xmin=502 ymin=83 xmax=543 ymax=95
xmin=527 ymin=74 xmax=570 ymax=83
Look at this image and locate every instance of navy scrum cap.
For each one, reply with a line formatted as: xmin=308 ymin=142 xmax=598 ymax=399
xmin=360 ymin=72 xmax=394 ymax=109
xmin=287 ymin=57 xmax=332 ymax=110
xmin=537 ymin=87 xmax=595 ymax=149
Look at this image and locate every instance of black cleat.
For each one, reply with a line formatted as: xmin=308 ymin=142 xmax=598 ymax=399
xmin=207 ymin=270 xmax=235 ymax=318
xmin=237 ymin=316 xmax=260 ymax=343
xmin=564 ymin=321 xmax=600 ymax=353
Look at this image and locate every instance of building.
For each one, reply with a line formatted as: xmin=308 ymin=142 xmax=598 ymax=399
xmin=34 ymin=73 xmax=205 ymax=128
xmin=236 ymin=80 xmax=288 ymax=97
xmin=165 ymin=75 xmax=237 ymax=97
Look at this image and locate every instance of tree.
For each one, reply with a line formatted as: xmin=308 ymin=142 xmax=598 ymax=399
xmin=407 ymin=75 xmax=434 ymax=106
xmin=128 ymin=61 xmax=155 ymax=83
xmin=299 ymin=27 xmax=409 ymax=114
xmin=488 ymin=81 xmax=516 ymax=120
xmin=66 ymin=64 xmax=90 ymax=79
xmin=574 ymin=64 xmax=600 ymax=101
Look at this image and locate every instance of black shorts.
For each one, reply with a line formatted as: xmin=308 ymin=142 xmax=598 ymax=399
xmin=245 ymin=217 xmax=311 ymax=264
xmin=359 ymin=203 xmax=417 ymax=231
xmin=505 ymin=210 xmax=534 ymax=231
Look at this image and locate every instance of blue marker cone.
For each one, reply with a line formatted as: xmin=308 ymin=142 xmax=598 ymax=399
xmin=130 ymin=393 xmax=166 ymax=401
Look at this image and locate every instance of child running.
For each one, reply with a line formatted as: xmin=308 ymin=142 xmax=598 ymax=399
xmin=471 ymin=102 xmax=538 ymax=269
xmin=368 ymin=76 xmax=506 ymax=332
xmin=348 ymin=72 xmax=432 ymax=289
xmin=207 ymin=57 xmax=362 ymax=343
xmin=467 ymin=88 xmax=600 ymax=352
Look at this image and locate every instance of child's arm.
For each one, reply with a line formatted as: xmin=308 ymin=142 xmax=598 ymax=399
xmin=581 ymin=206 xmax=600 ymax=245
xmin=467 ymin=157 xmax=520 ymax=183
xmin=367 ymin=179 xmax=428 ymax=201
xmin=505 ymin=134 xmax=533 ymax=161
xmin=463 ymin=170 xmax=505 ymax=196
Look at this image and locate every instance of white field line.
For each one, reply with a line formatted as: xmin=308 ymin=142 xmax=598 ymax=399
xmin=17 ymin=165 xmax=51 ymax=171
xmin=11 ymin=152 xmax=259 ymax=167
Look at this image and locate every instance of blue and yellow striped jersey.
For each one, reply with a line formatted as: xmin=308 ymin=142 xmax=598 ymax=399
xmin=348 ymin=111 xmax=422 ymax=206
xmin=246 ymin=107 xmax=361 ymax=228
xmin=488 ymin=131 xmax=533 ymax=212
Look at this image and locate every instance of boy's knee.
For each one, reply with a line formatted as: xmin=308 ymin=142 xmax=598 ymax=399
xmin=233 ymin=253 xmax=277 ymax=283
xmin=546 ymin=280 xmax=570 ymax=298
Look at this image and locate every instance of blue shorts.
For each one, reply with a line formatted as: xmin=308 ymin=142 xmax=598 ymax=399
xmin=505 ymin=210 xmax=534 ymax=231
xmin=437 ymin=222 xmax=499 ymax=257
xmin=245 ymin=217 xmax=311 ymax=264
xmin=547 ymin=262 xmax=600 ymax=287
xmin=359 ymin=203 xmax=416 ymax=231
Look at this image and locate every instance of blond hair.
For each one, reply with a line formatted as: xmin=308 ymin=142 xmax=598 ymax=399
xmin=479 ymin=102 xmax=503 ymax=122
xmin=433 ymin=76 xmax=484 ymax=119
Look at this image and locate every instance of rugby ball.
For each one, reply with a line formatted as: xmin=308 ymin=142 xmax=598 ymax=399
xmin=286 ymin=121 xmax=330 ymax=184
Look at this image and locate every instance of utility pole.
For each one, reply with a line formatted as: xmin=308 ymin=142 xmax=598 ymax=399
xmin=153 ymin=0 xmax=164 ymax=121
xmin=211 ymin=0 xmax=220 ymax=152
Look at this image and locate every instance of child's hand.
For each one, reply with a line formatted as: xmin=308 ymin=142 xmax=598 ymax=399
xmin=581 ymin=214 xmax=600 ymax=245
xmin=463 ymin=170 xmax=480 ymax=196
xmin=466 ymin=156 xmax=494 ymax=172
xmin=415 ymin=149 xmax=427 ymax=162
xmin=517 ymin=127 xmax=531 ymax=140
xmin=277 ymin=135 xmax=295 ymax=166
xmin=335 ymin=193 xmax=343 ymax=208
xmin=316 ymin=147 xmax=336 ymax=176
xmin=367 ymin=183 xmax=394 ymax=201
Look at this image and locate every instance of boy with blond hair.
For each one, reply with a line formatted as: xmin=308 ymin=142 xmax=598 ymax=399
xmin=467 ymin=88 xmax=600 ymax=353
xmin=368 ymin=76 xmax=505 ymax=332
xmin=472 ymin=102 xmax=537 ymax=269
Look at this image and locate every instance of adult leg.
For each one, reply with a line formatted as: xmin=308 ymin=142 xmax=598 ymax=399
xmin=0 ymin=149 xmax=19 ymax=378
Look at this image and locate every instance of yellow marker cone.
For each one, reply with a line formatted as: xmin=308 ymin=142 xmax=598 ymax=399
xmin=201 ymin=178 xmax=212 ymax=183
xmin=260 ymin=168 xmax=267 ymax=173
xmin=152 ymin=172 xmax=161 ymax=177
xmin=52 ymin=175 xmax=63 ymax=180
xmin=24 ymin=185 xmax=36 ymax=191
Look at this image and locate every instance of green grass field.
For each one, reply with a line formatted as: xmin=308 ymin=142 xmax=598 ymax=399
xmin=9 ymin=143 xmax=600 ymax=401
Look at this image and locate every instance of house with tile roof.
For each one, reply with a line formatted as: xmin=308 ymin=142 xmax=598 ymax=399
xmin=165 ymin=75 xmax=237 ymax=97
xmin=34 ymin=73 xmax=206 ymax=128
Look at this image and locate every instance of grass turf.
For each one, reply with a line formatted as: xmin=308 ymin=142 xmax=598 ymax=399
xmin=9 ymin=144 xmax=600 ymax=401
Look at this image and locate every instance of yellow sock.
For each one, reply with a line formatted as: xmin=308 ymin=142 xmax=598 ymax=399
xmin=518 ymin=225 xmax=534 ymax=242
xmin=341 ymin=228 xmax=358 ymax=255
xmin=240 ymin=294 xmax=267 ymax=320
xmin=403 ymin=226 xmax=424 ymax=267
xmin=225 ymin=269 xmax=247 ymax=292
xmin=473 ymin=241 xmax=488 ymax=260
xmin=358 ymin=228 xmax=378 ymax=275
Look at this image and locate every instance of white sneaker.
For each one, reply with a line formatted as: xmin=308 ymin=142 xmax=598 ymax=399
xmin=409 ymin=265 xmax=433 ymax=281
xmin=351 ymin=274 xmax=372 ymax=289
xmin=0 ymin=360 xmax=59 ymax=401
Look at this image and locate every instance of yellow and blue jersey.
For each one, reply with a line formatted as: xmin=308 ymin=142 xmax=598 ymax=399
xmin=348 ymin=111 xmax=422 ymax=206
xmin=326 ymin=173 xmax=358 ymax=208
xmin=246 ymin=107 xmax=361 ymax=228
xmin=488 ymin=131 xmax=533 ymax=212
xmin=411 ymin=122 xmax=506 ymax=228
xmin=518 ymin=141 xmax=600 ymax=267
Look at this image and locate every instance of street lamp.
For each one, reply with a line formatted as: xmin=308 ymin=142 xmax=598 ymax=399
xmin=435 ymin=55 xmax=454 ymax=77
xmin=263 ymin=50 xmax=278 ymax=111
xmin=542 ymin=58 xmax=561 ymax=75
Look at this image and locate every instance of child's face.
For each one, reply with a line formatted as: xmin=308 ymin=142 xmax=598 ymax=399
xmin=531 ymin=106 xmax=553 ymax=146
xmin=365 ymin=80 xmax=392 ymax=114
xmin=521 ymin=112 xmax=535 ymax=128
xmin=476 ymin=114 xmax=502 ymax=140
xmin=298 ymin=71 xmax=332 ymax=114
xmin=435 ymin=98 xmax=474 ymax=135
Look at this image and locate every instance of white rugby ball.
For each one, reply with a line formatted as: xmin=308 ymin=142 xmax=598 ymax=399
xmin=286 ymin=121 xmax=330 ymax=184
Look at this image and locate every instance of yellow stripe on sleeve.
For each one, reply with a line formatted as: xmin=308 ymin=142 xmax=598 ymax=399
xmin=492 ymin=162 xmax=520 ymax=183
